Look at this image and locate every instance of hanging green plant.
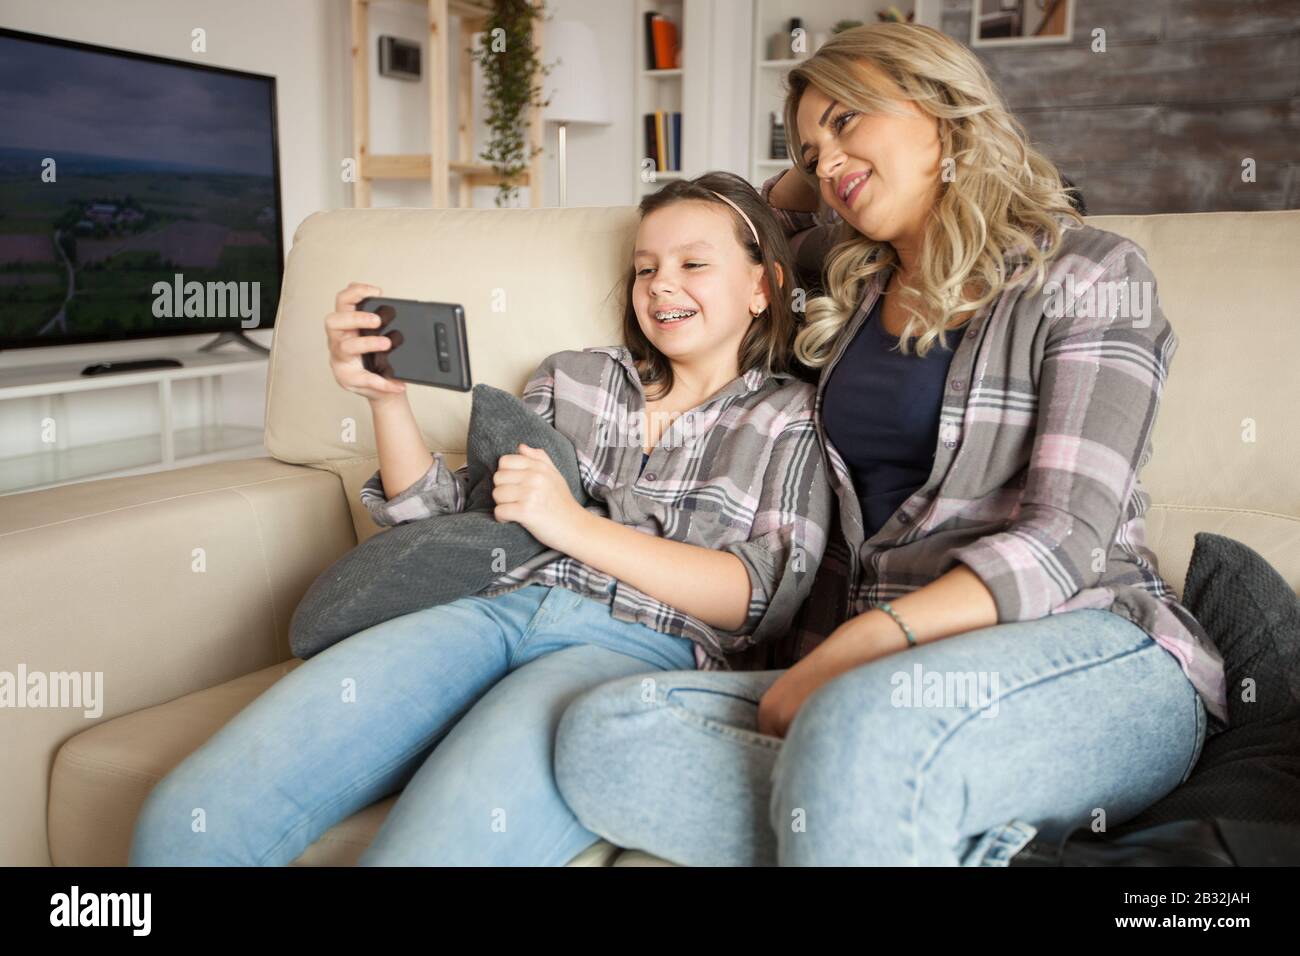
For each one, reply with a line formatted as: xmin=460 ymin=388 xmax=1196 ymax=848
xmin=469 ymin=0 xmax=554 ymax=207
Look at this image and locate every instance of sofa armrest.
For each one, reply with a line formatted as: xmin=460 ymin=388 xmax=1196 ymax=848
xmin=0 ymin=456 xmax=356 ymax=865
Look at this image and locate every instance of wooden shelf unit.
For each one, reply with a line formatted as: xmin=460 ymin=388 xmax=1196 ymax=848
xmin=349 ymin=0 xmax=546 ymax=208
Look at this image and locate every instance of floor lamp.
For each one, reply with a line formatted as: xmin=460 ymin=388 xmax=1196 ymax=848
xmin=542 ymin=20 xmax=611 ymax=207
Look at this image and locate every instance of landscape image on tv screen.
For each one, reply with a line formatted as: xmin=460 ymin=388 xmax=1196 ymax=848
xmin=0 ymin=30 xmax=283 ymax=347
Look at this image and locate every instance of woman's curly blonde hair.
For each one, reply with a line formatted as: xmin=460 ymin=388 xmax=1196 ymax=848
xmin=783 ymin=22 xmax=1084 ymax=362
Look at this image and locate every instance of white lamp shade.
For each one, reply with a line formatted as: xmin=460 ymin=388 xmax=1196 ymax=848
xmin=542 ymin=20 xmax=611 ymax=126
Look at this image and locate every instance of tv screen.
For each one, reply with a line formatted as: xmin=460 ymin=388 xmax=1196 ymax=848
xmin=0 ymin=27 xmax=283 ymax=350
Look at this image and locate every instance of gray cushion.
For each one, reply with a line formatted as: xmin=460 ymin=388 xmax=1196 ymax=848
xmin=1111 ymin=532 xmax=1300 ymax=830
xmin=1182 ymin=531 xmax=1300 ymax=726
xmin=288 ymin=384 xmax=587 ymax=658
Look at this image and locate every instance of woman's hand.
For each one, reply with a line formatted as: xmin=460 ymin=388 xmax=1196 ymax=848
xmin=491 ymin=444 xmax=587 ymax=549
xmin=325 ymin=281 xmax=407 ymax=403
xmin=757 ymin=611 xmax=906 ymax=738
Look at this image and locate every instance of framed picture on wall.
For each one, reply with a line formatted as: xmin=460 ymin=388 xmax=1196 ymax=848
xmin=971 ymin=0 xmax=1074 ymax=47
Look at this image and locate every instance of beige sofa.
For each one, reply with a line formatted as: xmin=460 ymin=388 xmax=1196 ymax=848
xmin=4 ymin=202 xmax=1298 ymax=867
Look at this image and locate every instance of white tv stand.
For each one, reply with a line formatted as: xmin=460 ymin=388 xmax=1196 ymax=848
xmin=0 ymin=350 xmax=269 ymax=496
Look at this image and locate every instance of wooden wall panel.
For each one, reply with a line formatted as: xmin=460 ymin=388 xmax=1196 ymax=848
xmin=935 ymin=0 xmax=1300 ymax=213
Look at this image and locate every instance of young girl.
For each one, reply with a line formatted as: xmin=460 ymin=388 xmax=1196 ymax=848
xmin=128 ymin=171 xmax=834 ymax=867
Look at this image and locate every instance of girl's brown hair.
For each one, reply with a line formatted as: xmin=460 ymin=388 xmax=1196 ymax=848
xmin=621 ymin=171 xmax=804 ymax=401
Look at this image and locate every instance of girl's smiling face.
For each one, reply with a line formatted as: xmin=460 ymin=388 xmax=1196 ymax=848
xmin=632 ymin=201 xmax=770 ymax=373
xmin=794 ymin=67 xmax=942 ymax=248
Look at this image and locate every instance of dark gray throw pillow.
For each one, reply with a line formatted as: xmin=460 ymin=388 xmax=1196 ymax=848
xmin=1109 ymin=532 xmax=1300 ymax=831
xmin=287 ymin=384 xmax=590 ymax=660
xmin=1181 ymin=531 xmax=1300 ymax=725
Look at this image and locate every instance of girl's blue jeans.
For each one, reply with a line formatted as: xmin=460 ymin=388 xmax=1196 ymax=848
xmin=129 ymin=581 xmax=695 ymax=866
xmin=554 ymin=608 xmax=1207 ymax=866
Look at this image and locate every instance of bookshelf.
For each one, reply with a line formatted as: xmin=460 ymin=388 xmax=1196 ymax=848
xmin=634 ymin=0 xmax=687 ymax=197
xmin=749 ymin=1 xmax=905 ymax=189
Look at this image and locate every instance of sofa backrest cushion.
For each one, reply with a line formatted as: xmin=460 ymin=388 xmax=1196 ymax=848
xmin=264 ymin=204 xmax=1300 ymax=600
xmin=265 ymin=204 xmax=636 ymax=461
xmin=1087 ymin=211 xmax=1299 ymax=600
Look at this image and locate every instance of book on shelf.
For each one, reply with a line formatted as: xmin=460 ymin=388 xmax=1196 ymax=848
xmin=643 ymin=111 xmax=681 ymax=172
xmin=770 ymin=111 xmax=788 ymax=160
xmin=655 ymin=112 xmax=666 ymax=170
xmin=643 ymin=11 xmax=680 ymax=69
xmin=665 ymin=110 xmax=675 ymax=170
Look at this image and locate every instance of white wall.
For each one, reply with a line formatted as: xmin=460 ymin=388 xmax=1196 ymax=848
xmin=689 ymin=0 xmax=755 ymax=179
xmin=542 ymin=0 xmax=638 ymax=207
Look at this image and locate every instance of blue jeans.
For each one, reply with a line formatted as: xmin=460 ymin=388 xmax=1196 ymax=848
xmin=554 ymin=608 xmax=1207 ymax=866
xmin=129 ymin=582 xmax=694 ymax=866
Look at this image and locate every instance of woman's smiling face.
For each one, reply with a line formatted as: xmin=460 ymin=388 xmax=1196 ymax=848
xmin=795 ymin=65 xmax=943 ymax=248
xmin=632 ymin=201 xmax=768 ymax=371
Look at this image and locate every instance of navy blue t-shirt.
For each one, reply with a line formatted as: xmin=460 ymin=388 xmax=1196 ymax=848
xmin=822 ymin=296 xmax=958 ymax=540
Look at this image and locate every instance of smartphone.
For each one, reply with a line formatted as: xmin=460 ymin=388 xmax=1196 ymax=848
xmin=357 ymin=297 xmax=472 ymax=391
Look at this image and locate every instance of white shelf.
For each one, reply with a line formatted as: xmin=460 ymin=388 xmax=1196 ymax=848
xmin=0 ymin=424 xmax=266 ymax=495
xmin=0 ymin=350 xmax=267 ymax=399
xmin=0 ymin=349 xmax=269 ymax=495
xmin=635 ymin=0 xmax=688 ymax=192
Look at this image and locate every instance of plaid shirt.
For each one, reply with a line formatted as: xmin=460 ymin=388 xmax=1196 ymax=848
xmin=361 ymin=346 xmax=833 ymax=671
xmin=762 ymin=173 xmax=1229 ymax=731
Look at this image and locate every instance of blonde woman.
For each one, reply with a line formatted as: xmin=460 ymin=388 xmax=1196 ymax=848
xmin=553 ymin=23 xmax=1228 ymax=866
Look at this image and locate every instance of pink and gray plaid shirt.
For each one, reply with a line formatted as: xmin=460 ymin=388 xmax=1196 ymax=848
xmin=361 ymin=346 xmax=833 ymax=672
xmin=762 ymin=173 xmax=1230 ymax=730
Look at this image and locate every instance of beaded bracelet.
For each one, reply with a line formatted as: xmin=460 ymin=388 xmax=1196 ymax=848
xmin=873 ymin=601 xmax=917 ymax=648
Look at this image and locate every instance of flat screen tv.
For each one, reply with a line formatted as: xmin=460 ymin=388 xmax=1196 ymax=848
xmin=0 ymin=26 xmax=284 ymax=351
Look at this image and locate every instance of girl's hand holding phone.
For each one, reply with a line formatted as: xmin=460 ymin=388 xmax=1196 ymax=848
xmin=491 ymin=444 xmax=587 ymax=550
xmin=325 ymin=282 xmax=408 ymax=403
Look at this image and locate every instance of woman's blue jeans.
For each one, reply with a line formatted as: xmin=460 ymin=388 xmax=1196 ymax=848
xmin=129 ymin=582 xmax=694 ymax=866
xmin=554 ymin=608 xmax=1207 ymax=866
